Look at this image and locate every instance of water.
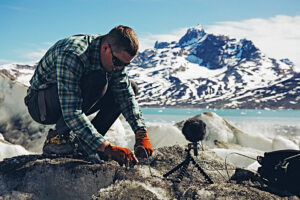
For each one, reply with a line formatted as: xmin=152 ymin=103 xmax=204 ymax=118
xmin=141 ymin=108 xmax=300 ymax=124
xmin=141 ymin=108 xmax=300 ymax=136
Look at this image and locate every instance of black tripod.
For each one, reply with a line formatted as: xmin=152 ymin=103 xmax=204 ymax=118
xmin=163 ymin=142 xmax=213 ymax=184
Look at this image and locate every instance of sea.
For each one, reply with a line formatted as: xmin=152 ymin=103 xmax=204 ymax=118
xmin=141 ymin=108 xmax=300 ymax=137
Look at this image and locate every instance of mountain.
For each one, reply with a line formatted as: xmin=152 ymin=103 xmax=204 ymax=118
xmin=0 ymin=25 xmax=299 ymax=109
xmin=0 ymin=63 xmax=36 ymax=86
xmin=129 ymin=25 xmax=299 ymax=109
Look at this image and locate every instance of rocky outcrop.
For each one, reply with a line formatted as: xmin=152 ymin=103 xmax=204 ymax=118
xmin=0 ymin=145 xmax=298 ymax=200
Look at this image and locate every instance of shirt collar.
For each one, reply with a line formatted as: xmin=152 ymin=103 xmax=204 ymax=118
xmin=88 ymin=35 xmax=103 ymax=69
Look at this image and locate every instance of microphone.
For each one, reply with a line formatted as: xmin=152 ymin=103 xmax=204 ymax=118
xmin=182 ymin=119 xmax=206 ymax=143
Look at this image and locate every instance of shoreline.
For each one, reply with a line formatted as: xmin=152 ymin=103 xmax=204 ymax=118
xmin=140 ymin=106 xmax=300 ymax=111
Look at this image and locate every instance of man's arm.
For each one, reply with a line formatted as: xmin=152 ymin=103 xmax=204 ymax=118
xmin=110 ymin=69 xmax=153 ymax=158
xmin=110 ymin=69 xmax=146 ymax=133
xmin=55 ymin=52 xmax=107 ymax=154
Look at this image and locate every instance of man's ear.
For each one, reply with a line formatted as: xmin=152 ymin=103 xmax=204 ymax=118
xmin=101 ymin=43 xmax=109 ymax=54
xmin=103 ymin=43 xmax=110 ymax=51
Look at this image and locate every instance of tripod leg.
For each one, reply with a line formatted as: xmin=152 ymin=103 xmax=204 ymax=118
xmin=175 ymin=159 xmax=190 ymax=183
xmin=191 ymin=157 xmax=214 ymax=184
xmin=163 ymin=159 xmax=189 ymax=178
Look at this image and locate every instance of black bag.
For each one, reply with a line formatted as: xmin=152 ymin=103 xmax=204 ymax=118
xmin=257 ymin=149 xmax=300 ymax=195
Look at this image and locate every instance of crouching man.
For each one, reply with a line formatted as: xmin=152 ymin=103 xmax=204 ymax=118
xmin=24 ymin=25 xmax=153 ymax=167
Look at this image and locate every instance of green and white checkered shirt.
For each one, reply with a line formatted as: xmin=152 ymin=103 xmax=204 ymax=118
xmin=27 ymin=34 xmax=146 ymax=154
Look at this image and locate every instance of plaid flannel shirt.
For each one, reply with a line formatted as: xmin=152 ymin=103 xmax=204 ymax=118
xmin=27 ymin=34 xmax=146 ymax=154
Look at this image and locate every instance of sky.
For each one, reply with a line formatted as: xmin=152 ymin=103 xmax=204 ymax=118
xmin=1 ymin=0 xmax=300 ymax=71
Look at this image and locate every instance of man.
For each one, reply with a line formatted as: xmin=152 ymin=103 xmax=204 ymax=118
xmin=24 ymin=25 xmax=153 ymax=167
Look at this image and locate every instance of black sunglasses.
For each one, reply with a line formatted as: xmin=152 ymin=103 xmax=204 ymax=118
xmin=108 ymin=44 xmax=130 ymax=67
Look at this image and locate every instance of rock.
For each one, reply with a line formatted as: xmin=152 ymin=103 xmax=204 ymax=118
xmin=0 ymin=145 xmax=298 ymax=200
xmin=0 ymin=190 xmax=38 ymax=200
xmin=0 ymin=155 xmax=118 ymax=200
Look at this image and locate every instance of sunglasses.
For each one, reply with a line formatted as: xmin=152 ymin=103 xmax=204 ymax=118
xmin=108 ymin=44 xmax=130 ymax=67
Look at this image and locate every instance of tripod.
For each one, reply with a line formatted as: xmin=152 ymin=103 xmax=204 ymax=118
xmin=163 ymin=142 xmax=213 ymax=184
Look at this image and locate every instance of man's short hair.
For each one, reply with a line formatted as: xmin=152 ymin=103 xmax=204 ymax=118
xmin=104 ymin=25 xmax=139 ymax=56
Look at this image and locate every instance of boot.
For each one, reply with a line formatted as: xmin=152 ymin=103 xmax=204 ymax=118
xmin=42 ymin=129 xmax=74 ymax=156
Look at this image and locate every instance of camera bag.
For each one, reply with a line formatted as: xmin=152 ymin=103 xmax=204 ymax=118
xmin=257 ymin=149 xmax=300 ymax=196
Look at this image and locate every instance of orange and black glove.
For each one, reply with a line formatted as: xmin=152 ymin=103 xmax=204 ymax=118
xmin=134 ymin=130 xmax=153 ymax=159
xmin=104 ymin=144 xmax=138 ymax=167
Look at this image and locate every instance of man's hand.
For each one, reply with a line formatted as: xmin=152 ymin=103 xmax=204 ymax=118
xmin=134 ymin=130 xmax=153 ymax=159
xmin=104 ymin=144 xmax=138 ymax=167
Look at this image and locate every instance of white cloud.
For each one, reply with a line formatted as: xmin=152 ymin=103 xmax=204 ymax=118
xmin=139 ymin=15 xmax=300 ymax=71
xmin=0 ymin=58 xmax=37 ymax=66
xmin=0 ymin=59 xmax=17 ymax=65
xmin=22 ymin=48 xmax=47 ymax=60
xmin=11 ymin=48 xmax=48 ymax=64
xmin=206 ymin=15 xmax=300 ymax=71
xmin=0 ymin=50 xmax=46 ymax=66
xmin=139 ymin=28 xmax=187 ymax=51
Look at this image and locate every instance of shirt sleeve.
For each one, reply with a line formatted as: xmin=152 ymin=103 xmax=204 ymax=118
xmin=110 ymin=69 xmax=146 ymax=133
xmin=55 ymin=52 xmax=106 ymax=154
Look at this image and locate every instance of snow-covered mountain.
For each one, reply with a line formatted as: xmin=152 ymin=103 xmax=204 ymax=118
xmin=0 ymin=63 xmax=36 ymax=86
xmin=129 ymin=25 xmax=299 ymax=109
xmin=0 ymin=25 xmax=299 ymax=109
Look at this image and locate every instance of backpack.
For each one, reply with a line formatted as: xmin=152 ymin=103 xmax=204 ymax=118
xmin=257 ymin=149 xmax=300 ymax=196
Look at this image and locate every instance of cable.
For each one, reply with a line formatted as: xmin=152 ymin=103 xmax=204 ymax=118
xmin=134 ymin=145 xmax=173 ymax=180
xmin=135 ymin=144 xmax=232 ymax=182
xmin=199 ymin=159 xmax=228 ymax=182
xmin=283 ymin=153 xmax=300 ymax=162
xmin=199 ymin=144 xmax=234 ymax=181
xmin=134 ymin=145 xmax=259 ymax=182
xmin=191 ymin=147 xmax=232 ymax=182
xmin=134 ymin=146 xmax=262 ymax=199
xmin=135 ymin=145 xmax=222 ymax=183
xmin=134 ymin=145 xmax=155 ymax=177
xmin=224 ymin=152 xmax=257 ymax=180
xmin=126 ymin=144 xmax=258 ymax=184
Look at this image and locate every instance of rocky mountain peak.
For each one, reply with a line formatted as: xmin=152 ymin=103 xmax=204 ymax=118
xmin=280 ymin=58 xmax=294 ymax=66
xmin=127 ymin=24 xmax=298 ymax=109
xmin=178 ymin=24 xmax=206 ymax=46
xmin=239 ymin=39 xmax=260 ymax=60
xmin=189 ymin=36 xmax=262 ymax=69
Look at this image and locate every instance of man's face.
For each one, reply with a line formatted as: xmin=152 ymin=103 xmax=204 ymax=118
xmin=101 ymin=43 xmax=134 ymax=72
